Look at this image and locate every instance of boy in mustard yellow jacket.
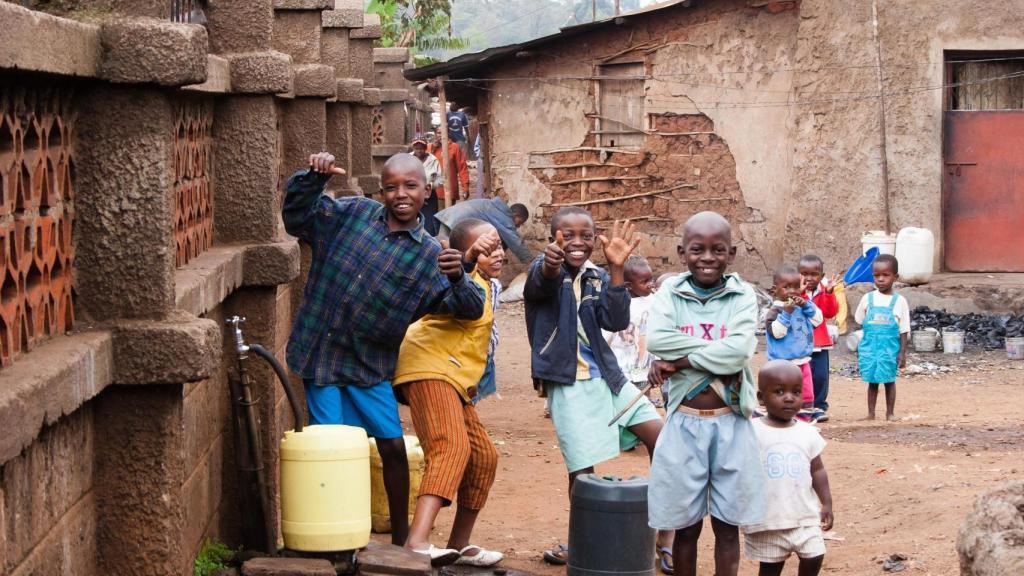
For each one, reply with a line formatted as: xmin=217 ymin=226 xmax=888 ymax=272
xmin=393 ymin=218 xmax=505 ymax=568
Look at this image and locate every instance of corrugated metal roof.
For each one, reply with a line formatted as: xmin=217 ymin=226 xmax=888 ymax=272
xmin=404 ymin=0 xmax=695 ymax=81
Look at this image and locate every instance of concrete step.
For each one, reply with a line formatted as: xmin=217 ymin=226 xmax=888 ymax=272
xmin=242 ymin=557 xmax=336 ymax=576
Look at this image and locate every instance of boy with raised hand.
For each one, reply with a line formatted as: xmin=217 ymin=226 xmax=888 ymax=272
xmin=282 ymin=152 xmax=486 ymax=546
xmin=393 ymin=218 xmax=505 ymax=567
xmin=744 ymin=360 xmax=834 ymax=576
xmin=764 ymin=264 xmax=823 ymax=422
xmin=525 ymin=208 xmax=670 ymax=566
xmin=646 ymin=211 xmax=765 ymax=576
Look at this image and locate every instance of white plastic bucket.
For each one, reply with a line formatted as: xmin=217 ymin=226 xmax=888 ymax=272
xmin=942 ymin=330 xmax=965 ymax=354
xmin=912 ymin=330 xmax=938 ymax=352
xmin=1007 ymin=337 xmax=1024 ymax=360
xmin=862 ymin=231 xmax=896 ymax=256
xmin=894 ymin=227 xmax=934 ymax=285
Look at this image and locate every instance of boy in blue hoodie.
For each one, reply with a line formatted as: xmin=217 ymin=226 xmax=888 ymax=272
xmin=525 ymin=208 xmax=670 ymax=566
xmin=765 ymin=264 xmax=823 ymax=422
xmin=646 ymin=211 xmax=764 ymax=576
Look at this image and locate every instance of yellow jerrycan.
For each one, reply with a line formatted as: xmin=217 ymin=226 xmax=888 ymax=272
xmin=369 ymin=435 xmax=425 ymax=533
xmin=280 ymin=424 xmax=371 ymax=551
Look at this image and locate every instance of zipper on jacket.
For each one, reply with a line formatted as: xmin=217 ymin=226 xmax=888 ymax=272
xmin=539 ymin=327 xmax=558 ymax=356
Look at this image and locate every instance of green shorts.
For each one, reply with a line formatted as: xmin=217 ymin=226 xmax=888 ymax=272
xmin=548 ymin=377 xmax=661 ymax=473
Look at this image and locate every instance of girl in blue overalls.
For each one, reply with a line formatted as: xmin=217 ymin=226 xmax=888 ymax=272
xmin=854 ymin=254 xmax=910 ymax=421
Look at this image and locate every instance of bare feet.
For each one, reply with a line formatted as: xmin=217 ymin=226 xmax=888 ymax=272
xmin=886 ymin=414 xmax=899 ymax=422
xmin=859 ymin=414 xmax=876 ymax=421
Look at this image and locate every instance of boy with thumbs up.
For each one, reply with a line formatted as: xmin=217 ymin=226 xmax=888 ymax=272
xmin=524 ymin=207 xmax=669 ymax=566
xmin=283 ymin=152 xmax=487 ymax=546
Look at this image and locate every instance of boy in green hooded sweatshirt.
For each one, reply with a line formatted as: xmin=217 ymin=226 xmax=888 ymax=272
xmin=646 ymin=212 xmax=765 ymax=576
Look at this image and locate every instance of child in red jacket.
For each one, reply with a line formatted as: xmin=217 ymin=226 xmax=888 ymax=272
xmin=799 ymin=255 xmax=840 ymax=423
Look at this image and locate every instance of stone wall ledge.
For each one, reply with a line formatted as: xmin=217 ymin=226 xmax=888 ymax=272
xmin=100 ymin=18 xmax=208 ymax=86
xmin=372 ymin=144 xmax=409 ymax=158
xmin=362 ymin=87 xmax=382 ymax=106
xmin=175 ymin=242 xmax=301 ymax=318
xmin=322 ymin=8 xmax=365 ymax=29
xmin=227 ymin=51 xmax=294 ymax=94
xmin=275 ymin=0 xmax=334 ymax=9
xmin=373 ymin=47 xmax=411 ymax=64
xmin=293 ymin=63 xmax=337 ymax=97
xmin=336 ymin=78 xmax=365 ymax=102
xmin=112 ymin=312 xmax=221 ymax=386
xmin=0 ymin=331 xmax=114 ymax=465
xmin=0 ymin=2 xmax=102 ymax=78
xmin=379 ymin=88 xmax=411 ymax=102
xmin=183 ymin=54 xmax=231 ymax=93
xmin=349 ymin=14 xmax=383 ymax=39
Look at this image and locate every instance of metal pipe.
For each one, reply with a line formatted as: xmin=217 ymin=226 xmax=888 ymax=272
xmin=871 ymin=0 xmax=892 ymax=234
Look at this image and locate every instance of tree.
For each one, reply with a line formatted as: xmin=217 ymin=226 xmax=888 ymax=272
xmin=367 ymin=0 xmax=469 ymax=52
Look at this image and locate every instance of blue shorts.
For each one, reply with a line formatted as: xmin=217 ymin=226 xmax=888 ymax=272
xmin=648 ymin=410 xmax=765 ymax=529
xmin=303 ymin=380 xmax=403 ymax=439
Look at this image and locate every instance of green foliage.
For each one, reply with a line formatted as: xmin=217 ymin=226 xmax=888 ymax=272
xmin=367 ymin=0 xmax=469 ymax=53
xmin=193 ymin=538 xmax=236 ymax=576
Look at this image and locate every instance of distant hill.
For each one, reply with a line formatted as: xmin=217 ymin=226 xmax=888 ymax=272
xmin=429 ymin=0 xmax=658 ymax=59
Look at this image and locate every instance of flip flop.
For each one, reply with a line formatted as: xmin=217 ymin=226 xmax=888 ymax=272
xmin=455 ymin=544 xmax=504 ymax=566
xmin=658 ymin=546 xmax=674 ymax=575
xmin=410 ymin=544 xmax=461 ymax=567
xmin=542 ymin=543 xmax=568 ymax=565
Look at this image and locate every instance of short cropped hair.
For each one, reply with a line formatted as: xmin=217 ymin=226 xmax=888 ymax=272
xmin=549 ymin=206 xmax=593 ymax=237
xmin=449 ymin=217 xmax=488 ymax=253
xmin=873 ymin=253 xmax=899 ymax=274
xmin=799 ymin=254 xmax=824 ymax=270
xmin=773 ymin=263 xmax=800 ymax=284
xmin=510 ymin=203 xmax=529 ymax=222
xmin=624 ymin=255 xmax=651 ymax=278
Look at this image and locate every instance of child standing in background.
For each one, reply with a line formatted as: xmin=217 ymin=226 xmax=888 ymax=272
xmin=798 ymin=255 xmax=840 ymax=423
xmin=605 ymin=255 xmax=660 ymax=407
xmin=744 ymin=361 xmax=834 ymax=576
xmin=764 ymin=264 xmax=822 ymax=422
xmin=854 ymin=254 xmax=910 ymax=421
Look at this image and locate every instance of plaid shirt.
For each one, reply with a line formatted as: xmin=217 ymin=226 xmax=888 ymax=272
xmin=282 ymin=168 xmax=484 ymax=387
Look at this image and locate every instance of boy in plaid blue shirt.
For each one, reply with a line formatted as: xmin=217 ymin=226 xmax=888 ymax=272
xmin=283 ymin=152 xmax=488 ymax=545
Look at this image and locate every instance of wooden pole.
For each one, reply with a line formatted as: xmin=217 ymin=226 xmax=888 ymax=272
xmin=871 ymin=0 xmax=891 ymax=235
xmin=438 ymin=75 xmax=454 ymax=209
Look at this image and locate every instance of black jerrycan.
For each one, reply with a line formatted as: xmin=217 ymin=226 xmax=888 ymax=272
xmin=568 ymin=474 xmax=655 ymax=576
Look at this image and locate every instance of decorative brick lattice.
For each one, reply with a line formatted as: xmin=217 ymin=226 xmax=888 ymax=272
xmin=0 ymin=82 xmax=76 ymax=367
xmin=371 ymin=106 xmax=385 ymax=145
xmin=173 ymin=99 xmax=214 ymax=267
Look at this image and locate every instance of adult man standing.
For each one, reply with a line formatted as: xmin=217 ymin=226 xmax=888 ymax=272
xmin=435 ymin=198 xmax=533 ymax=264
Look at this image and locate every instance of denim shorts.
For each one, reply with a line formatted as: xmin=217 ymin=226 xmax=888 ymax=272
xmin=648 ymin=410 xmax=765 ymax=529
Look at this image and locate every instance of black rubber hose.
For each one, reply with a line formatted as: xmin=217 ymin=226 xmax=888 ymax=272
xmin=248 ymin=344 xmax=304 ymax=433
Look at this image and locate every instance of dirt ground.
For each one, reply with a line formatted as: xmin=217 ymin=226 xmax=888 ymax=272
xmin=382 ymin=302 xmax=1024 ymax=575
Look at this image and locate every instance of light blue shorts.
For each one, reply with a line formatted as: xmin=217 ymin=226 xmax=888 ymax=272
xmin=303 ymin=380 xmax=403 ymax=439
xmin=548 ymin=377 xmax=661 ymax=473
xmin=648 ymin=410 xmax=765 ymax=530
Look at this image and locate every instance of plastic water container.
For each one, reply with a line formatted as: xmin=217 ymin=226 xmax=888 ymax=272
xmin=568 ymin=474 xmax=655 ymax=576
xmin=1006 ymin=337 xmax=1024 ymax=360
xmin=862 ymin=231 xmax=897 ymax=256
xmin=369 ymin=435 xmax=425 ymax=533
xmin=895 ymin=227 xmax=934 ymax=285
xmin=912 ymin=329 xmax=938 ymax=352
xmin=943 ymin=330 xmax=965 ymax=354
xmin=280 ymin=425 xmax=371 ymax=551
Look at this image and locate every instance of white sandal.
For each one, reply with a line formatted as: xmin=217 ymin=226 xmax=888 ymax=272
xmin=454 ymin=544 xmax=504 ymax=566
xmin=410 ymin=544 xmax=461 ymax=566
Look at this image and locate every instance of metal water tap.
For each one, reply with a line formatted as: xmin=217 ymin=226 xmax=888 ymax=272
xmin=227 ymin=315 xmax=250 ymax=354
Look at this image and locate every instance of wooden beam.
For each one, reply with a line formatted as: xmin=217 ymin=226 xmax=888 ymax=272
xmin=540 ymin=183 xmax=699 ymax=207
xmin=438 ymin=75 xmax=453 ymax=209
xmin=550 ymin=175 xmax=649 ymax=185
xmin=528 ymin=162 xmax=639 ymax=169
xmin=534 ymin=146 xmax=641 ymax=155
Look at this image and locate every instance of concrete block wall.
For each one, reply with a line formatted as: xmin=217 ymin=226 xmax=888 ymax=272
xmin=0 ymin=0 xmax=408 ymax=574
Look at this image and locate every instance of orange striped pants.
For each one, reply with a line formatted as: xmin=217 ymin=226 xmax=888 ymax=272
xmin=404 ymin=379 xmax=498 ymax=510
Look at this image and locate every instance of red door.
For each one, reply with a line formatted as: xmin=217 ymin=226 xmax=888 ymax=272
xmin=944 ymin=111 xmax=1024 ymax=271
